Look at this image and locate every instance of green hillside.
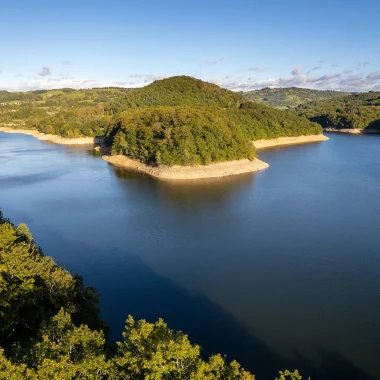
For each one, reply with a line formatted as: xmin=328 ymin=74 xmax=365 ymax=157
xmin=296 ymin=91 xmax=380 ymax=130
xmin=242 ymin=87 xmax=348 ymax=109
xmin=0 ymin=87 xmax=132 ymax=108
xmin=1 ymin=76 xmax=322 ymax=166
xmin=108 ymin=77 xmax=321 ymax=165
xmin=105 ymin=76 xmax=242 ymax=113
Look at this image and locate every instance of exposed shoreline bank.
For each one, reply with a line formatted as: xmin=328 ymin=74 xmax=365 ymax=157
xmin=0 ymin=127 xmax=328 ymax=180
xmin=102 ymin=155 xmax=269 ymax=180
xmin=1 ymin=127 xmax=331 ymax=180
xmin=325 ymin=128 xmax=380 ymax=135
xmin=0 ymin=126 xmax=103 ymax=145
xmin=253 ymin=134 xmax=329 ymax=149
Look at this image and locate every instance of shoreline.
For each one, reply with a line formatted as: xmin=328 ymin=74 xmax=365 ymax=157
xmin=253 ymin=134 xmax=329 ymax=149
xmin=0 ymin=126 xmax=102 ymax=145
xmin=324 ymin=128 xmax=380 ymax=135
xmin=1 ymin=126 xmax=331 ymax=180
xmin=102 ymin=155 xmax=269 ymax=180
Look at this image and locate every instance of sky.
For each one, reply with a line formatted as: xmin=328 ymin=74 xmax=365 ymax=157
xmin=1 ymin=0 xmax=379 ymax=92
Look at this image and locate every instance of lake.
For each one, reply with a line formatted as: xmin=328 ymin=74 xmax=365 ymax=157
xmin=0 ymin=131 xmax=379 ymax=380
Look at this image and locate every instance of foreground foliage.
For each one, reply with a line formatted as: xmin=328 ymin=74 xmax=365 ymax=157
xmin=0 ymin=210 xmax=306 ymax=379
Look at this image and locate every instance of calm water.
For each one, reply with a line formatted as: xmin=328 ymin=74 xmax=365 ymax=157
xmin=1 ymin=131 xmax=379 ymax=380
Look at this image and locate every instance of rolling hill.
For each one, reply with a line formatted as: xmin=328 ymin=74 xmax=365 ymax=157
xmin=242 ymin=87 xmax=348 ymax=109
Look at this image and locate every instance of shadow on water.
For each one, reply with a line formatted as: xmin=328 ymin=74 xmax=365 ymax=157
xmin=294 ymin=348 xmax=378 ymax=380
xmin=89 ymin=251 xmax=379 ymax=380
xmin=112 ymin=166 xmax=258 ymax=207
xmin=38 ymin=226 xmax=376 ymax=380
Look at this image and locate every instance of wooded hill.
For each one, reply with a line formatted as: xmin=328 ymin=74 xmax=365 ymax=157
xmin=0 ymin=76 xmax=322 ymax=166
xmin=242 ymin=87 xmax=348 ymax=109
xmin=296 ymin=91 xmax=380 ymax=130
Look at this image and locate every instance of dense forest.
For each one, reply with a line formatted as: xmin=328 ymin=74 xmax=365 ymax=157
xmin=111 ymin=106 xmax=255 ymax=166
xmin=109 ymin=78 xmax=321 ymax=165
xmin=296 ymin=91 xmax=380 ymax=130
xmin=242 ymin=87 xmax=348 ymax=109
xmin=0 ymin=210 xmax=305 ymax=379
xmin=0 ymin=76 xmax=322 ymax=166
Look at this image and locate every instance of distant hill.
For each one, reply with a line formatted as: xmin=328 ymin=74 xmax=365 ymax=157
xmin=0 ymin=76 xmax=322 ymax=166
xmin=0 ymin=87 xmax=133 ymax=108
xmin=242 ymin=87 xmax=348 ymax=109
xmin=296 ymin=91 xmax=380 ymax=130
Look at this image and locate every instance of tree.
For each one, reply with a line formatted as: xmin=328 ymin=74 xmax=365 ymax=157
xmin=30 ymin=309 xmax=112 ymax=380
xmin=114 ymin=316 xmax=254 ymax=379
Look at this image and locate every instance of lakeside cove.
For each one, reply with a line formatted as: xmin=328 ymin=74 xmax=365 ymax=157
xmin=0 ymin=127 xmax=330 ymax=179
xmin=0 ymin=126 xmax=103 ymax=145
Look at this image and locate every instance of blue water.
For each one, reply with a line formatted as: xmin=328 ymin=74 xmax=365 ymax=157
xmin=1 ymin=131 xmax=379 ymax=379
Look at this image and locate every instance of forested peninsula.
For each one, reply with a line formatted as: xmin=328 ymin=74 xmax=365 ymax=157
xmin=0 ymin=210 xmax=306 ymax=379
xmin=0 ymin=76 xmax=327 ymax=178
xmin=295 ymin=91 xmax=380 ymax=133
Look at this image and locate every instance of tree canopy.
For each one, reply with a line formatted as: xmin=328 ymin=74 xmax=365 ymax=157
xmin=111 ymin=106 xmax=255 ymax=166
xmin=295 ymin=91 xmax=380 ymax=130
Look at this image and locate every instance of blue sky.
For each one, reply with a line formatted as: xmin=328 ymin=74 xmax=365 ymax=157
xmin=1 ymin=0 xmax=379 ymax=92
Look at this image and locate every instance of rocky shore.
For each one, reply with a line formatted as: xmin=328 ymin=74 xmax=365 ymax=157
xmin=102 ymin=155 xmax=269 ymax=180
xmin=253 ymin=134 xmax=329 ymax=149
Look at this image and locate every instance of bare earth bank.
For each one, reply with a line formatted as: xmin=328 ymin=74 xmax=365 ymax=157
xmin=102 ymin=155 xmax=269 ymax=180
xmin=0 ymin=127 xmax=102 ymax=145
xmin=325 ymin=128 xmax=380 ymax=134
xmin=253 ymin=134 xmax=329 ymax=149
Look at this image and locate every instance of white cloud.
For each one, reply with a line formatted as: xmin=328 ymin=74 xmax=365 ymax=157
xmin=216 ymin=70 xmax=380 ymax=92
xmin=357 ymin=61 xmax=370 ymax=70
xmin=143 ymin=74 xmax=165 ymax=83
xmin=291 ymin=66 xmax=304 ymax=76
xmin=38 ymin=66 xmax=52 ymax=76
xmin=366 ymin=72 xmax=380 ymax=81
xmin=2 ymin=67 xmax=380 ymax=93
xmin=307 ymin=65 xmax=322 ymax=74
xmin=249 ymin=66 xmax=269 ymax=72
xmin=0 ymin=73 xmax=169 ymax=91
xmin=128 ymin=74 xmax=145 ymax=78
xmin=1 ymin=78 xmax=111 ymax=91
xmin=61 ymin=60 xmax=71 ymax=65
xmin=200 ymin=56 xmax=227 ymax=66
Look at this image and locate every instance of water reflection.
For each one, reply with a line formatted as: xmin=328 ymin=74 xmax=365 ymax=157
xmin=113 ymin=166 xmax=258 ymax=208
xmin=1 ymin=132 xmax=380 ymax=380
